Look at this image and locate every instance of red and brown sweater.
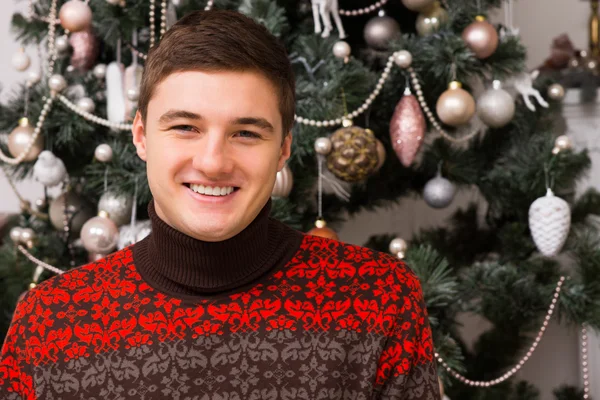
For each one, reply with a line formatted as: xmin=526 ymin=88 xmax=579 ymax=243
xmin=0 ymin=199 xmax=440 ymax=399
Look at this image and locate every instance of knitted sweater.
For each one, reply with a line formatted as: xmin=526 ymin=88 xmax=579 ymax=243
xmin=0 ymin=199 xmax=439 ymax=400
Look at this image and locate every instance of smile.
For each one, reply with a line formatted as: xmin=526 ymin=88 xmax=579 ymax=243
xmin=185 ymin=183 xmax=238 ymax=197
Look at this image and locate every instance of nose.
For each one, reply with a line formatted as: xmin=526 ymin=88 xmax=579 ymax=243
xmin=191 ymin=131 xmax=235 ymax=177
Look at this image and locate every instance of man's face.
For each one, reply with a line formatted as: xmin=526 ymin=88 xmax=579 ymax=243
xmin=132 ymin=70 xmax=292 ymax=242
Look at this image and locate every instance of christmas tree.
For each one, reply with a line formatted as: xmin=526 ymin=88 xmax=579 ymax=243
xmin=1 ymin=0 xmax=600 ymax=399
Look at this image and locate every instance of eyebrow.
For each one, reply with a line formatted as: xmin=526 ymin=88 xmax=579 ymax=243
xmin=158 ymin=109 xmax=275 ymax=133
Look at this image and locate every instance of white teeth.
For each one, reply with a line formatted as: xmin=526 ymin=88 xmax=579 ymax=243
xmin=189 ymin=184 xmax=235 ymax=196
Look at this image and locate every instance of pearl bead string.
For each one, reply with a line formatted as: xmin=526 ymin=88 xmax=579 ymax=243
xmin=339 ymin=0 xmax=389 ymax=16
xmin=45 ymin=0 xmax=58 ymax=78
xmin=436 ymin=276 xmax=568 ymax=386
xmin=160 ymin=0 xmax=168 ymax=38
xmin=17 ymin=245 xmax=65 ymax=276
xmin=0 ymin=95 xmax=55 ymax=165
xmin=149 ymin=0 xmax=156 ymax=48
xmin=295 ymin=52 xmax=395 ymax=127
xmin=407 ymin=66 xmax=481 ymax=143
xmin=57 ymin=94 xmax=133 ymax=130
xmin=582 ymin=326 xmax=591 ymax=399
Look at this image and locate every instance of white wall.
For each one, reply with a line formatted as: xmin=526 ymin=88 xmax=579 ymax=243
xmin=0 ymin=1 xmax=595 ymax=399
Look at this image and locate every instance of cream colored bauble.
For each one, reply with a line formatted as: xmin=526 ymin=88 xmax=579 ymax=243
xmin=59 ymin=0 xmax=93 ymax=32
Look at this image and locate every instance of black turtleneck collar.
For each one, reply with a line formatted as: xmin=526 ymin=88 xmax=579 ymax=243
xmin=132 ymin=198 xmax=304 ymax=299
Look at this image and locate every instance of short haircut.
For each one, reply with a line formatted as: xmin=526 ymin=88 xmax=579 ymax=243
xmin=138 ymin=9 xmax=296 ymax=138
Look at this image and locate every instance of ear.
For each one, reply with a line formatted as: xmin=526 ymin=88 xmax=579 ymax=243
xmin=277 ymin=132 xmax=293 ymax=171
xmin=132 ymin=110 xmax=147 ymax=162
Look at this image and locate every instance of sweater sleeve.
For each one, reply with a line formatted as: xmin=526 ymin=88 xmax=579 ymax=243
xmin=373 ymin=274 xmax=440 ymax=400
xmin=0 ymin=293 xmax=35 ymax=400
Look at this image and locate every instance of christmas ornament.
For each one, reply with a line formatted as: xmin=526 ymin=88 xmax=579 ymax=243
xmin=49 ymin=191 xmax=95 ymax=235
xmin=124 ymin=62 xmax=143 ymax=116
xmin=402 ymin=0 xmax=435 ymax=12
xmin=529 ymin=188 xmax=571 ymax=257
xmin=390 ymin=86 xmax=426 ymax=167
xmin=424 ymin=171 xmax=456 ymax=208
xmin=11 ymin=48 xmax=31 ymax=72
xmin=33 ymin=151 xmax=67 ymax=187
xmin=27 ymin=70 xmax=42 ymax=85
xmin=106 ymin=0 xmax=126 ymax=5
xmin=389 ymin=237 xmax=408 ymax=259
xmin=69 ymin=29 xmax=99 ymax=72
xmin=81 ymin=211 xmax=120 ymax=254
xmin=547 ymin=83 xmax=565 ymax=100
xmin=59 ymin=0 xmax=92 ymax=32
xmin=48 ymin=74 xmax=67 ymax=93
xmin=477 ymin=80 xmax=515 ymax=128
xmin=311 ymin=0 xmax=347 ymax=38
xmin=307 ymin=219 xmax=339 ymax=240
xmin=314 ymin=137 xmax=333 ymax=155
xmin=462 ymin=16 xmax=499 ymax=59
xmin=94 ymin=143 xmax=113 ymax=162
xmin=326 ymin=123 xmax=379 ymax=182
xmin=35 ymin=197 xmax=48 ymax=210
xmin=333 ymin=41 xmax=351 ymax=62
xmin=118 ymin=220 xmax=151 ymax=249
xmin=512 ymin=70 xmax=549 ymax=112
xmin=55 ymin=35 xmax=70 ymax=53
xmin=106 ymin=62 xmax=127 ymax=123
xmin=375 ymin=139 xmax=386 ymax=171
xmin=8 ymin=118 xmax=43 ymax=162
xmin=93 ymin=64 xmax=107 ymax=79
xmin=98 ymin=192 xmax=133 ymax=226
xmin=76 ymin=97 xmax=95 ymax=113
xmin=272 ymin=164 xmax=293 ymax=198
xmin=436 ymin=81 xmax=476 ymax=126
xmin=553 ymin=135 xmax=573 ymax=154
xmin=127 ymin=88 xmax=140 ymax=102
xmin=415 ymin=1 xmax=448 ymax=36
xmin=9 ymin=227 xmax=24 ymax=244
xmin=394 ymin=50 xmax=412 ymax=69
xmin=364 ymin=15 xmax=401 ymax=50
xmin=20 ymin=228 xmax=36 ymax=246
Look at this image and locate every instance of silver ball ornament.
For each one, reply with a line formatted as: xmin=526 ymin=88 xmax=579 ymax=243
xmin=126 ymin=88 xmax=140 ymax=102
xmin=314 ymin=137 xmax=333 ymax=155
xmin=477 ymin=80 xmax=515 ymax=128
xmin=272 ymin=164 xmax=294 ymax=198
xmin=94 ymin=144 xmax=113 ymax=162
xmin=49 ymin=192 xmax=95 ymax=235
xmin=118 ymin=220 xmax=152 ymax=249
xmin=27 ymin=70 xmax=42 ymax=85
xmin=20 ymin=228 xmax=36 ymax=244
xmin=12 ymin=49 xmax=31 ymax=72
xmin=76 ymin=97 xmax=95 ymax=113
xmin=424 ymin=174 xmax=456 ymax=208
xmin=364 ymin=16 xmax=401 ymax=50
xmin=80 ymin=212 xmax=120 ymax=254
xmin=59 ymin=0 xmax=92 ymax=32
xmin=98 ymin=192 xmax=133 ymax=227
xmin=48 ymin=74 xmax=67 ymax=92
xmin=55 ymin=35 xmax=70 ymax=52
xmin=333 ymin=41 xmax=351 ymax=60
xmin=9 ymin=227 xmax=24 ymax=244
xmin=547 ymin=83 xmax=565 ymax=101
xmin=554 ymin=135 xmax=573 ymax=151
xmin=93 ymin=64 xmax=107 ymax=79
xmin=389 ymin=237 xmax=408 ymax=258
xmin=394 ymin=50 xmax=413 ymax=68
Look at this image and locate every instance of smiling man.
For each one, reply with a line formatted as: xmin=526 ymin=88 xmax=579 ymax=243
xmin=0 ymin=10 xmax=440 ymax=400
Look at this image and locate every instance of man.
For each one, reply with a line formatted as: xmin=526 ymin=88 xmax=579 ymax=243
xmin=0 ymin=10 xmax=440 ymax=400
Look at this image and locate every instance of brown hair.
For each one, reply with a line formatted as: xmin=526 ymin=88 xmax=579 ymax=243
xmin=138 ymin=9 xmax=295 ymax=138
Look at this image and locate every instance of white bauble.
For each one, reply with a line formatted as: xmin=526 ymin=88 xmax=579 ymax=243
xmin=118 ymin=220 xmax=152 ymax=250
xmin=33 ymin=151 xmax=67 ymax=187
xmin=528 ymin=188 xmax=571 ymax=257
xmin=12 ymin=49 xmax=31 ymax=71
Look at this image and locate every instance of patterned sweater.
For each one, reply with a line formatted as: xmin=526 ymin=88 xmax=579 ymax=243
xmin=0 ymin=199 xmax=439 ymax=400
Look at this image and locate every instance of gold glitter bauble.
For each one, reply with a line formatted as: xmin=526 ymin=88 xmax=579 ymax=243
xmin=326 ymin=126 xmax=379 ymax=182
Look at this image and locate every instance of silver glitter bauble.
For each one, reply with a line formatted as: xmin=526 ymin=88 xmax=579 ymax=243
xmin=389 ymin=237 xmax=408 ymax=258
xmin=9 ymin=227 xmax=23 ymax=244
xmin=333 ymin=41 xmax=351 ymax=60
xmin=402 ymin=0 xmax=435 ymax=11
xmin=94 ymin=143 xmax=113 ymax=162
xmin=27 ymin=70 xmax=42 ymax=85
xmin=8 ymin=118 xmax=43 ymax=162
xmin=118 ymin=220 xmax=152 ymax=250
xmin=76 ymin=97 xmax=95 ymax=113
xmin=477 ymin=80 xmax=515 ymax=128
xmin=80 ymin=211 xmax=119 ymax=254
xmin=98 ymin=192 xmax=133 ymax=226
xmin=49 ymin=191 xmax=95 ymax=235
xmin=394 ymin=50 xmax=412 ymax=68
xmin=423 ymin=174 xmax=456 ymax=208
xmin=364 ymin=16 xmax=401 ymax=50
xmin=314 ymin=137 xmax=333 ymax=155
xmin=55 ymin=35 xmax=70 ymax=52
xmin=93 ymin=63 xmax=107 ymax=79
xmin=126 ymin=88 xmax=140 ymax=102
xmin=12 ymin=49 xmax=31 ymax=72
xmin=48 ymin=74 xmax=67 ymax=92
xmin=547 ymin=83 xmax=565 ymax=100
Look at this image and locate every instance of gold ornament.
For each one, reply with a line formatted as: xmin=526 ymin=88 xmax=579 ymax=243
xmin=547 ymin=83 xmax=565 ymax=101
xmin=8 ymin=118 xmax=43 ymax=162
xmin=415 ymin=1 xmax=448 ymax=36
xmin=401 ymin=0 xmax=435 ymax=12
xmin=326 ymin=125 xmax=379 ymax=182
xmin=307 ymin=219 xmax=339 ymax=240
xmin=375 ymin=139 xmax=386 ymax=171
xmin=462 ymin=16 xmax=499 ymax=59
xmin=436 ymin=81 xmax=476 ymax=126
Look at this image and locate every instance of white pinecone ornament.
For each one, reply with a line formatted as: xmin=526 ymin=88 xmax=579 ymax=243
xmin=528 ymin=188 xmax=571 ymax=257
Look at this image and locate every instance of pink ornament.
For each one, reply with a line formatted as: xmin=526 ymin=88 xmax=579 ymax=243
xmin=69 ymin=29 xmax=99 ymax=72
xmin=389 ymin=88 xmax=426 ymax=167
xmin=59 ymin=0 xmax=92 ymax=32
